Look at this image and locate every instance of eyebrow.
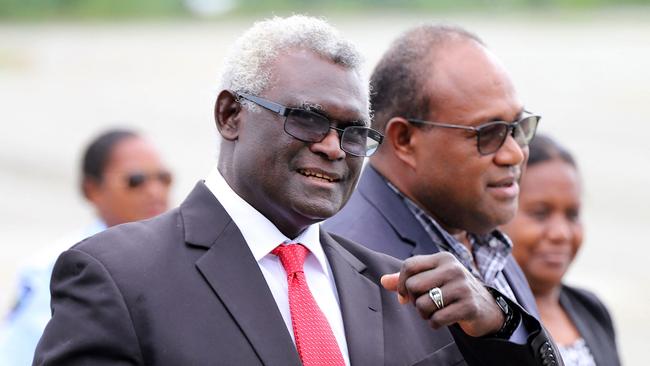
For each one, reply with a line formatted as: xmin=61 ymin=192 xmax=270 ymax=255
xmin=515 ymin=109 xmax=525 ymax=121
xmin=299 ymin=101 xmax=369 ymax=127
xmin=483 ymin=109 xmax=525 ymax=124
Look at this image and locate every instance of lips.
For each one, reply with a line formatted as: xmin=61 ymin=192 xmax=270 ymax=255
xmin=486 ymin=175 xmax=519 ymax=200
xmin=487 ymin=176 xmax=516 ymax=188
xmin=297 ymin=168 xmax=341 ymax=183
xmin=536 ymin=250 xmax=573 ymax=268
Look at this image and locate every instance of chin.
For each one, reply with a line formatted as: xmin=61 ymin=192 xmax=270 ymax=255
xmin=293 ymin=200 xmax=341 ymax=223
xmin=492 ymin=205 xmax=517 ymax=227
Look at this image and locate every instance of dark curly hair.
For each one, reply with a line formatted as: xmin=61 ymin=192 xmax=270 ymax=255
xmin=527 ymin=134 xmax=577 ymax=168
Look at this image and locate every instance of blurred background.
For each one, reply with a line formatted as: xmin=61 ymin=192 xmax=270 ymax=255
xmin=1 ymin=0 xmax=648 ymax=364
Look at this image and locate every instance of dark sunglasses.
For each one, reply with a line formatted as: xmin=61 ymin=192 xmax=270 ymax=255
xmin=407 ymin=113 xmax=541 ymax=155
xmin=235 ymin=92 xmax=383 ymax=157
xmin=126 ymin=171 xmax=173 ymax=189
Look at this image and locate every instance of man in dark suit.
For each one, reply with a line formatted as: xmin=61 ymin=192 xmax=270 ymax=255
xmin=34 ymin=16 xmax=560 ymax=365
xmin=325 ymin=23 xmax=548 ymax=348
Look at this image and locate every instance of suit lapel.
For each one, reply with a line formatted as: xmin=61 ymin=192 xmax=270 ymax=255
xmin=181 ymin=183 xmax=301 ymax=366
xmin=502 ymin=257 xmax=540 ymax=318
xmin=559 ymin=288 xmax=612 ymax=365
xmin=321 ymin=231 xmax=384 ymax=366
xmin=361 ymin=168 xmax=543 ymax=319
xmin=358 ymin=166 xmax=440 ymax=257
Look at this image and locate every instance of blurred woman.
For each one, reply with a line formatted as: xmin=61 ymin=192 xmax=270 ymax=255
xmin=0 ymin=129 xmax=172 ymax=366
xmin=502 ymin=134 xmax=620 ymax=366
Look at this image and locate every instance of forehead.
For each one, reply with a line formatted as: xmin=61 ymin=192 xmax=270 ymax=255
xmin=106 ymin=137 xmax=164 ymax=173
xmin=262 ymin=49 xmax=370 ymax=123
xmin=426 ymin=41 xmax=522 ymax=124
xmin=524 ymin=160 xmax=581 ymax=190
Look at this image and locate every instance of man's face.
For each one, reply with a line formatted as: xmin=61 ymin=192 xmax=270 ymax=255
xmin=87 ymin=137 xmax=171 ymax=227
xmin=410 ymin=41 xmax=528 ymax=235
xmin=228 ymin=49 xmax=369 ymax=238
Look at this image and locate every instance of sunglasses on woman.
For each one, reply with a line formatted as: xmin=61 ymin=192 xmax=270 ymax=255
xmin=125 ymin=171 xmax=173 ymax=189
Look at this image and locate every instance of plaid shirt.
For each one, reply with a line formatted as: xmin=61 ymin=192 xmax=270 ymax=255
xmin=386 ymin=182 xmax=518 ymax=303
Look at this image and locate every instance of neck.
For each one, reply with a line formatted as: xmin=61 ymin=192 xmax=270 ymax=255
xmin=217 ymin=164 xmax=310 ymax=240
xmin=370 ymin=160 xmax=471 ymax=248
xmin=273 ymin=217 xmax=310 ymax=240
xmin=451 ymin=231 xmax=472 ymax=252
xmin=531 ymin=282 xmax=562 ymax=306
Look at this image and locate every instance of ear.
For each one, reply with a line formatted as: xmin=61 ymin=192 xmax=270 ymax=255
xmin=215 ymin=90 xmax=243 ymax=141
xmin=82 ymin=177 xmax=101 ymax=204
xmin=384 ymin=117 xmax=419 ymax=170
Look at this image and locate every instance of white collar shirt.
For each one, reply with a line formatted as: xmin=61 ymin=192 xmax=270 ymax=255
xmin=204 ymin=167 xmax=350 ymax=365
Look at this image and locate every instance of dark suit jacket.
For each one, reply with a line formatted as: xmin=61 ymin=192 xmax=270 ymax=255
xmin=325 ymin=166 xmax=565 ymax=360
xmin=560 ymin=285 xmax=621 ymax=366
xmin=325 ymin=166 xmax=541 ymax=317
xmin=34 ymin=182 xmax=559 ymax=365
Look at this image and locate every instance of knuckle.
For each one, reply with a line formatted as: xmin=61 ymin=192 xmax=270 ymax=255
xmin=416 ymin=302 xmax=431 ymax=319
xmin=401 ymin=258 xmax=419 ymax=277
xmin=404 ymin=276 xmax=418 ymax=293
xmin=445 ymin=268 xmax=462 ymax=283
xmin=439 ymin=261 xmax=463 ymax=281
xmin=437 ymin=252 xmax=455 ymax=263
xmin=447 ymin=259 xmax=464 ymax=274
xmin=428 ymin=318 xmax=441 ymax=329
xmin=466 ymin=300 xmax=479 ymax=318
xmin=453 ymin=277 xmax=472 ymax=295
xmin=460 ymin=302 xmax=476 ymax=320
xmin=415 ymin=294 xmax=431 ymax=309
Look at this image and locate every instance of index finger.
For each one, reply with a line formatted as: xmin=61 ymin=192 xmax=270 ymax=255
xmin=397 ymin=254 xmax=444 ymax=303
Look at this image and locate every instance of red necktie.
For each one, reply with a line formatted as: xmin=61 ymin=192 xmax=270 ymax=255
xmin=272 ymin=244 xmax=345 ymax=366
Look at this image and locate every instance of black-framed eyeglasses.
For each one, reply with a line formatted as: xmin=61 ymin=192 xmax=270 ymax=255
xmin=407 ymin=113 xmax=541 ymax=155
xmin=235 ymin=92 xmax=383 ymax=157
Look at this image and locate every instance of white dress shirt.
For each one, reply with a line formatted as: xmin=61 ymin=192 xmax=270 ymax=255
xmin=204 ymin=167 xmax=350 ymax=365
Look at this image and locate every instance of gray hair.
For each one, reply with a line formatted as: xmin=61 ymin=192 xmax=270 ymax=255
xmin=219 ymin=15 xmax=364 ymax=102
xmin=370 ymin=24 xmax=484 ymax=133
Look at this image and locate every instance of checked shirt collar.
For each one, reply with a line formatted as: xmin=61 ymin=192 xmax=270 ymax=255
xmin=385 ymin=180 xmax=516 ymax=300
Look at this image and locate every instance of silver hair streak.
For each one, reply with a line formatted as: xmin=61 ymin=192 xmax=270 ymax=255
xmin=218 ymin=15 xmax=366 ymax=110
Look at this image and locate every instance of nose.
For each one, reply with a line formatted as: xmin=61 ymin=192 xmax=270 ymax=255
xmin=309 ymin=129 xmax=346 ymax=160
xmin=142 ymin=177 xmax=170 ymax=203
xmin=546 ymin=214 xmax=572 ymax=244
xmin=493 ymin=134 xmax=525 ymax=166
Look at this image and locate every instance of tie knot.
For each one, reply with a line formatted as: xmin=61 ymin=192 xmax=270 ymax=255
xmin=272 ymin=243 xmax=309 ymax=275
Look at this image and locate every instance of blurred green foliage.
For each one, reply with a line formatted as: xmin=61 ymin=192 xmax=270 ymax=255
xmin=0 ymin=0 xmax=649 ymax=19
xmin=0 ymin=0 xmax=183 ymax=19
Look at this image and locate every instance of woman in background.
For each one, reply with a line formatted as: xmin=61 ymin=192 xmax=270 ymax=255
xmin=0 ymin=129 xmax=172 ymax=366
xmin=502 ymin=134 xmax=621 ymax=366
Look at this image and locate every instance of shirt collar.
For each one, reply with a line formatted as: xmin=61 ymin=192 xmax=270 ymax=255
xmin=203 ymin=166 xmax=328 ymax=272
xmin=383 ymin=178 xmax=511 ymax=250
xmin=383 ymin=177 xmax=512 ymax=283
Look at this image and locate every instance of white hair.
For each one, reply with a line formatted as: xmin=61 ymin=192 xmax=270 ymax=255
xmin=219 ymin=15 xmax=365 ymax=100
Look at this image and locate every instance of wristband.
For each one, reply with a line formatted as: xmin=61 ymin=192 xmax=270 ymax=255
xmin=485 ymin=288 xmax=521 ymax=339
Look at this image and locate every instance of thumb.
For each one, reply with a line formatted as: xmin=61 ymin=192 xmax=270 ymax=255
xmin=380 ymin=272 xmax=399 ymax=291
xmin=380 ymin=273 xmax=408 ymax=304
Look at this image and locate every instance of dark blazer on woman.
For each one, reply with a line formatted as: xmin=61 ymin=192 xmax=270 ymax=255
xmin=560 ymin=285 xmax=621 ymax=366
